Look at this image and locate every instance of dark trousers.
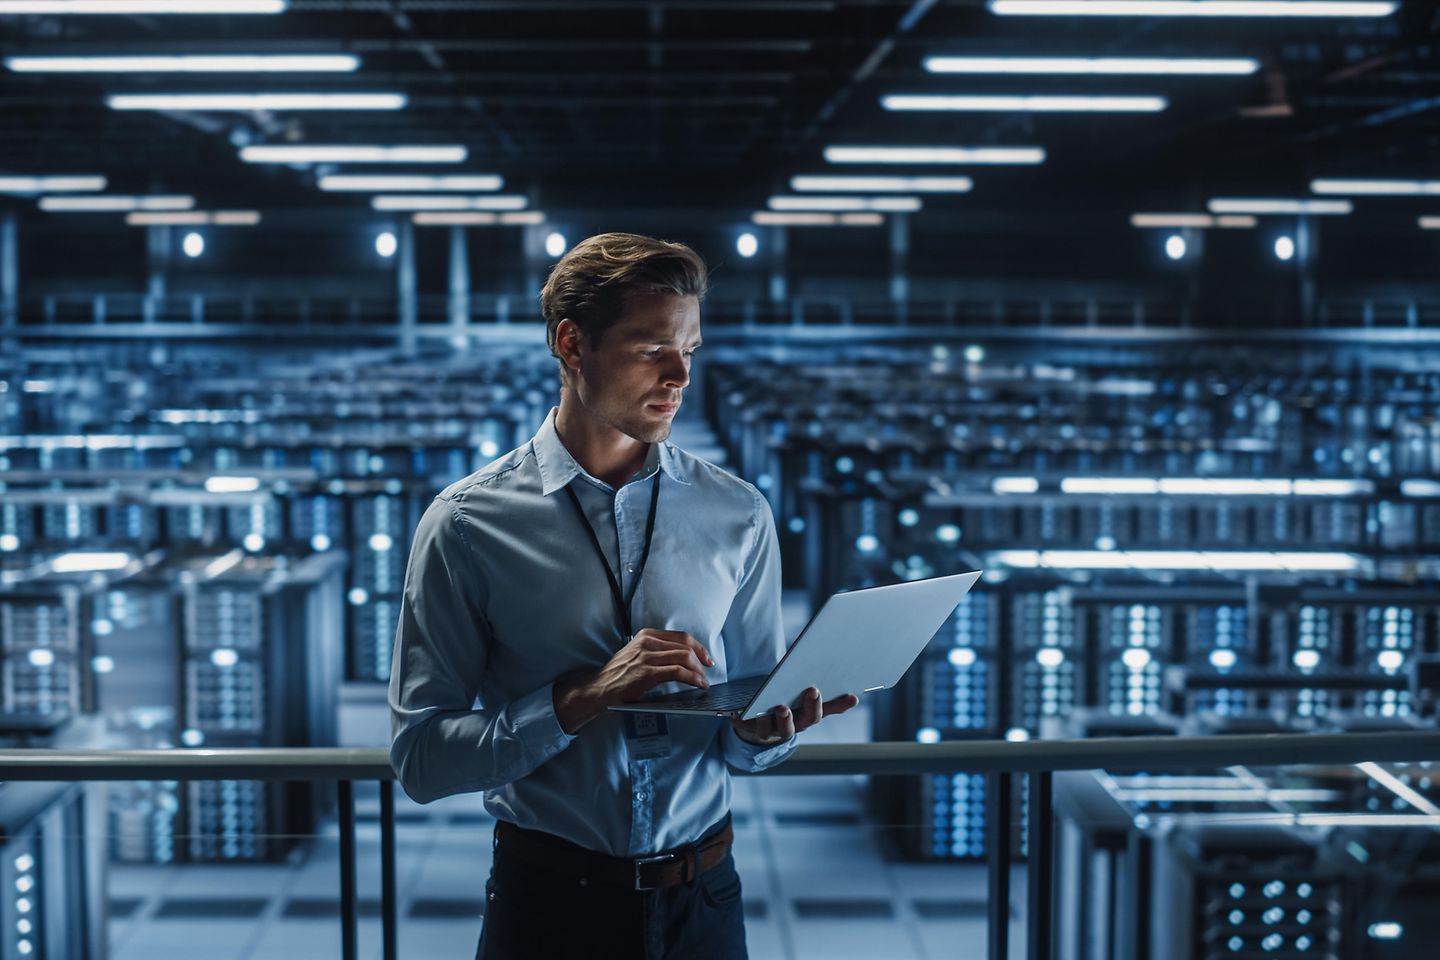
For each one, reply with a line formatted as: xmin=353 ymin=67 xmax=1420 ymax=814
xmin=475 ymin=816 xmax=748 ymax=960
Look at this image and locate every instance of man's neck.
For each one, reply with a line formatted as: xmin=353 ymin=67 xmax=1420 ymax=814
xmin=554 ymin=393 xmax=650 ymax=489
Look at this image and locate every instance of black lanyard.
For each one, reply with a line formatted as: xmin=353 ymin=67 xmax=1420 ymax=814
xmin=563 ymin=470 xmax=661 ymax=642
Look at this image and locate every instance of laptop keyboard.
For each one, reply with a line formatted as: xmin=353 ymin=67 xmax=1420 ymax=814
xmin=663 ymin=678 xmax=764 ymax=711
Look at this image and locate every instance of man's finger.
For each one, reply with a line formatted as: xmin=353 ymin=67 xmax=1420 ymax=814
xmin=646 ymin=664 xmax=707 ymax=690
xmin=648 ymin=649 xmax=709 ymax=677
xmin=772 ymin=704 xmax=795 ymax=741
xmin=642 ymin=629 xmax=714 ymax=667
xmin=794 ymin=687 xmax=823 ymax=732
xmin=822 ymin=693 xmax=860 ymax=716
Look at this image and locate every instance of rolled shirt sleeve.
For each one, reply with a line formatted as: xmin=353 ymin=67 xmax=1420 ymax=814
xmin=720 ymin=487 xmax=798 ymax=773
xmin=388 ymin=496 xmax=576 ymax=804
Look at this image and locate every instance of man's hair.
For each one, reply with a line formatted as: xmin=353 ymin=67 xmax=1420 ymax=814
xmin=540 ymin=232 xmax=708 ymax=384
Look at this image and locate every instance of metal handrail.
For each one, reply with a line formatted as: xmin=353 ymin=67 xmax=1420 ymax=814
xmin=1 ymin=731 xmax=1436 ymax=780
xmin=7 ymin=731 xmax=1436 ymax=960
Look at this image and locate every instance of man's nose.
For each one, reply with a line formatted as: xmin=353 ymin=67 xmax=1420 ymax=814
xmin=661 ymin=357 xmax=690 ymax=389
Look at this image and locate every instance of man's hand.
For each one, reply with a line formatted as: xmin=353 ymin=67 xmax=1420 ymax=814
xmin=730 ymin=687 xmax=860 ymax=748
xmin=553 ymin=629 xmax=713 ymax=734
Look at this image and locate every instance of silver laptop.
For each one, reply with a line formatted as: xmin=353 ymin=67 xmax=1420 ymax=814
xmin=609 ymin=571 xmax=982 ymax=721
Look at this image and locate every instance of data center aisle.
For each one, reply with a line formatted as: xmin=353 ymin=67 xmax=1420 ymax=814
xmin=104 ymin=588 xmax=1022 ymax=960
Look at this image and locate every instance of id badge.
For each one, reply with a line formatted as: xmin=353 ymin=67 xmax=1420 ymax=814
xmin=622 ymin=711 xmax=673 ymax=760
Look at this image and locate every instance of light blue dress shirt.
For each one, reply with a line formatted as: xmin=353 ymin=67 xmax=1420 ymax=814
xmin=388 ymin=407 xmax=796 ymax=856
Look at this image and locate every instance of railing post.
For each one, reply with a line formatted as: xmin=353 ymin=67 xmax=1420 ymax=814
xmin=380 ymin=779 xmax=398 ymax=960
xmin=988 ymin=771 xmax=1013 ymax=960
xmin=1027 ymin=771 xmax=1054 ymax=960
xmin=339 ymin=779 xmax=358 ymax=960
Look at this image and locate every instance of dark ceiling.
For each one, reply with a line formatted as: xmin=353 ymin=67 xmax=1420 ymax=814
xmin=0 ymin=0 xmax=1437 ymax=218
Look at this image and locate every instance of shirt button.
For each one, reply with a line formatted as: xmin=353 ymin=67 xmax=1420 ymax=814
xmin=626 ymin=563 xmax=635 ymax=573
xmin=635 ymin=792 xmax=647 ymax=801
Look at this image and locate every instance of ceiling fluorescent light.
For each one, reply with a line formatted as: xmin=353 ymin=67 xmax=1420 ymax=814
xmin=768 ymin=195 xmax=922 ymax=212
xmin=1208 ymin=198 xmax=1353 ymax=215
xmin=371 ymin=195 xmax=528 ymax=211
xmin=1130 ymin=212 xmax=1257 ymax=228
xmin=791 ymin=175 xmax=972 ymax=193
xmin=882 ymin=94 xmax=1167 ymax=112
xmin=0 ymin=176 xmax=105 ymax=195
xmin=1311 ymin=179 xmax=1440 ymax=196
xmin=752 ymin=212 xmax=884 ymax=226
xmin=319 ymin=174 xmax=503 ymax=192
xmin=412 ymin=211 xmax=546 ymax=226
xmin=1132 ymin=213 xmax=1214 ymax=228
xmin=125 ymin=211 xmax=261 ymax=226
xmin=0 ymin=1 xmax=286 ymax=11
xmin=108 ymin=93 xmax=405 ymax=111
xmin=824 ymin=146 xmax=1045 ymax=165
xmin=924 ymin=56 xmax=1259 ymax=75
xmin=7 ymin=55 xmax=357 ymax=73
xmin=240 ymin=145 xmax=467 ymax=164
xmin=40 ymin=195 xmax=194 ymax=212
xmin=987 ymin=1 xmax=1398 ymax=16
xmin=1419 ymin=217 xmax=1440 ymax=230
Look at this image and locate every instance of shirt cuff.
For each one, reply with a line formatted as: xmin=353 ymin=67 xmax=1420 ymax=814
xmin=509 ymin=681 xmax=577 ymax=765
xmin=724 ymin=725 xmax=798 ymax=773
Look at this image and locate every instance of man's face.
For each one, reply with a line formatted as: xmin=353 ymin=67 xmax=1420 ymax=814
xmin=571 ymin=292 xmax=701 ymax=444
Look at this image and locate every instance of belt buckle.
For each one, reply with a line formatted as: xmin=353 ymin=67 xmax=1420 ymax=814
xmin=633 ymin=852 xmax=678 ymax=891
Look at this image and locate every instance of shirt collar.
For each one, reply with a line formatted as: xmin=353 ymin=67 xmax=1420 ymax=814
xmin=533 ymin=407 xmax=690 ymax=496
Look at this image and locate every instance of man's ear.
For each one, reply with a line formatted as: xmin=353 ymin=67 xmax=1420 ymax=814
xmin=555 ymin=318 xmax=584 ymax=379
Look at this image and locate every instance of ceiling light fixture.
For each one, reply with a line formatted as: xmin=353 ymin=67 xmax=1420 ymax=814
xmin=108 ymin=93 xmax=405 ymax=111
xmin=1310 ymin=179 xmax=1440 ymax=196
xmin=768 ymin=195 xmax=922 ymax=212
xmin=370 ymin=195 xmax=528 ymax=211
xmin=7 ymin=54 xmax=357 ymax=73
xmin=824 ymin=146 xmax=1045 ymax=165
xmin=882 ymin=94 xmax=1167 ymax=112
xmin=752 ymin=212 xmax=885 ymax=226
xmin=1208 ymin=198 xmax=1353 ymax=215
xmin=411 ymin=211 xmax=545 ymax=226
xmin=125 ymin=211 xmax=261 ymax=226
xmin=923 ymin=56 xmax=1259 ymax=75
xmin=319 ymin=174 xmax=503 ymax=192
xmin=240 ymin=144 xmax=467 ymax=164
xmin=791 ymin=175 xmax=972 ymax=193
xmin=1131 ymin=213 xmax=1256 ymax=228
xmin=39 ymin=195 xmax=194 ymax=212
xmin=0 ymin=176 xmax=105 ymax=195
xmin=0 ymin=1 xmax=286 ymax=12
xmin=987 ymin=1 xmax=1397 ymax=17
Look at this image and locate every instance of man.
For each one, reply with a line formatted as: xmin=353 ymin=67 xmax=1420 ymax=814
xmin=389 ymin=232 xmax=858 ymax=959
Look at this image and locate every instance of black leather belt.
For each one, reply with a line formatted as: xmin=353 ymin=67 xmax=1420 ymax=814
xmin=494 ymin=817 xmax=734 ymax=891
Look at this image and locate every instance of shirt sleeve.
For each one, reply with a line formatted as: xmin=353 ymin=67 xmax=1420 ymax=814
xmin=720 ymin=487 xmax=798 ymax=773
xmin=388 ymin=495 xmax=576 ymax=804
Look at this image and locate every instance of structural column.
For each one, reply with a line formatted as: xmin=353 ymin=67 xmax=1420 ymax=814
xmin=767 ymin=225 xmax=787 ymax=319
xmin=397 ymin=220 xmax=417 ymax=354
xmin=889 ymin=212 xmax=909 ymax=324
xmin=0 ymin=212 xmax=17 ymax=330
xmin=1296 ymin=215 xmax=1317 ymax=327
xmin=448 ymin=225 xmax=470 ymax=332
xmin=145 ymin=224 xmax=171 ymax=323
